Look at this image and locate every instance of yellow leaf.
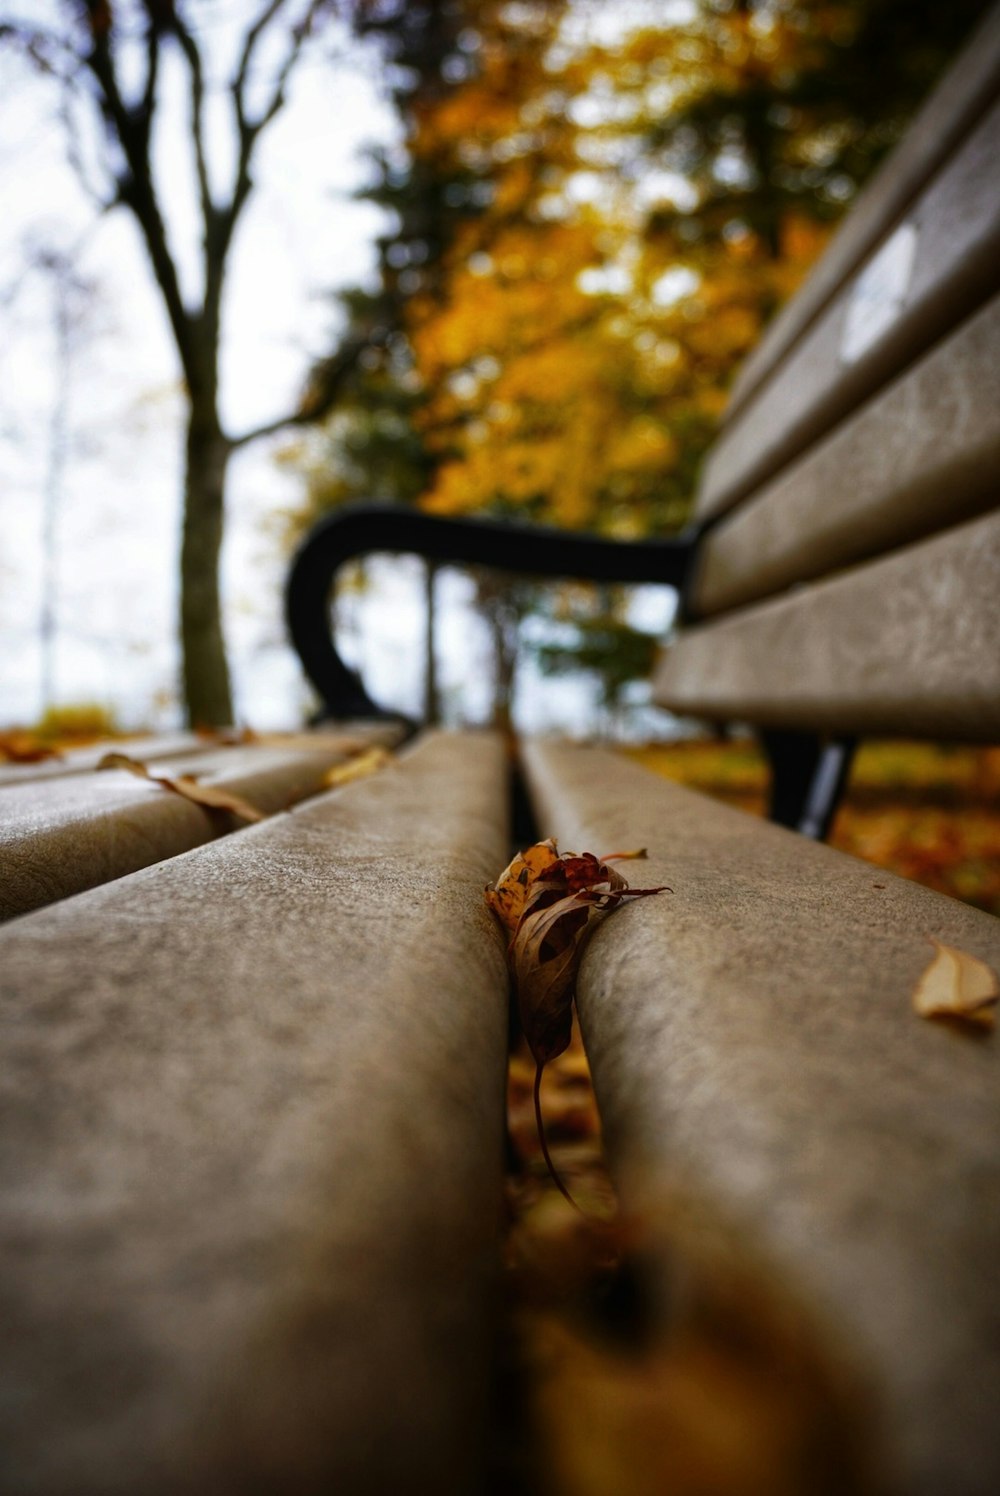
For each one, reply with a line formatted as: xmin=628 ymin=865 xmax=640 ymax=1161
xmin=912 ymin=939 xmax=999 ymax=1028
xmin=484 ymin=837 xmax=562 ymax=935
xmin=321 ymin=745 xmax=391 ymax=789
xmin=96 ymin=753 xmax=267 ymax=823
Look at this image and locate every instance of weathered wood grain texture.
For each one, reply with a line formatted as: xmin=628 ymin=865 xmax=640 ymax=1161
xmin=690 ymin=292 xmax=1000 ymax=616
xmin=656 ymin=509 xmax=1000 ymax=739
xmin=0 ymin=731 xmax=509 ymax=1496
xmin=725 ymin=3 xmax=1000 ymax=421
xmin=698 ymin=95 xmax=1000 ymax=521
xmin=523 ymin=739 xmax=1000 ymax=1496
xmin=0 ymin=732 xmax=392 ymax=920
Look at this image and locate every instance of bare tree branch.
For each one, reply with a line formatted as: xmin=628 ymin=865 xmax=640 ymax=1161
xmin=136 ymin=13 xmax=161 ymax=156
xmin=78 ymin=0 xmax=196 ymax=381
xmin=215 ymin=1 xmax=329 ymax=284
xmin=233 ymin=0 xmax=288 ymax=115
xmin=57 ymin=84 xmax=118 ymax=212
xmin=169 ymin=10 xmax=214 ymax=224
xmin=229 ymin=330 xmax=374 ymax=448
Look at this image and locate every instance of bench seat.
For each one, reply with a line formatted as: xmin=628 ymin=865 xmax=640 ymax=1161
xmin=656 ymin=508 xmax=1000 ymax=740
xmin=699 ymin=72 xmax=1000 ymax=520
xmin=689 ymin=290 xmax=1000 ymax=618
xmin=0 ymin=731 xmax=211 ymax=787
xmin=0 ymin=731 xmax=509 ymax=1496
xmin=523 ymin=738 xmax=1000 ymax=1496
xmin=0 ymin=728 xmax=397 ymax=921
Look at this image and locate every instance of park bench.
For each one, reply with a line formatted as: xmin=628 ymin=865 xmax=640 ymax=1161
xmin=2 ymin=7 xmax=999 ymax=1492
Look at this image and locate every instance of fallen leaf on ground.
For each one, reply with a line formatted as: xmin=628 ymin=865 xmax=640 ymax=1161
xmin=912 ymin=939 xmax=999 ymax=1028
xmin=0 ymin=731 xmax=63 ymax=763
xmin=96 ymin=753 xmax=267 ymax=823
xmin=487 ymin=839 xmax=668 ymax=1205
xmin=321 ymin=745 xmax=391 ymax=788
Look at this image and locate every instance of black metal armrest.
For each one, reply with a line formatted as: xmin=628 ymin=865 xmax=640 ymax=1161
xmin=285 ymin=504 xmax=698 ymax=722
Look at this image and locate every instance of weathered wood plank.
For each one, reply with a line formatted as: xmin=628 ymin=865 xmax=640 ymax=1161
xmin=0 ymin=731 xmax=509 ymax=1495
xmin=0 ymin=732 xmax=211 ymax=787
xmin=0 ymin=737 xmax=389 ymax=921
xmin=690 ymin=292 xmax=1000 ymax=616
xmin=698 ymin=95 xmax=1000 ymax=521
xmin=656 ymin=509 xmax=1000 ymax=739
xmin=522 ymin=738 xmax=1000 ymax=1496
xmin=725 ymin=3 xmax=1000 ymax=422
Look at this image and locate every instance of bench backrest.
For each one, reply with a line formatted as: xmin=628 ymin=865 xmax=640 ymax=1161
xmin=654 ymin=4 xmax=1000 ymax=744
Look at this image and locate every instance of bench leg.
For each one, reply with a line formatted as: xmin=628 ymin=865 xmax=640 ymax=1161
xmin=760 ymin=730 xmax=856 ymax=839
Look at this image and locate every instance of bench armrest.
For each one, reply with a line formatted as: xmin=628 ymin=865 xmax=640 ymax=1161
xmin=285 ymin=504 xmax=698 ymax=722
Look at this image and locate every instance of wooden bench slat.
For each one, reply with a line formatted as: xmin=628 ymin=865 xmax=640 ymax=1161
xmin=0 ymin=732 xmax=212 ymax=787
xmin=0 ymin=730 xmax=509 ymax=1495
xmin=522 ymin=738 xmax=1000 ymax=1496
xmin=697 ymin=95 xmax=1000 ymax=522
xmin=655 ymin=508 xmax=1000 ymax=739
xmin=725 ymin=4 xmax=1000 ymax=423
xmin=690 ymin=291 xmax=1000 ymax=616
xmin=0 ymin=737 xmax=389 ymax=922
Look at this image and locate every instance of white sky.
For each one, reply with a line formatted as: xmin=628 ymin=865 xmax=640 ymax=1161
xmin=0 ymin=2 xmax=678 ymax=735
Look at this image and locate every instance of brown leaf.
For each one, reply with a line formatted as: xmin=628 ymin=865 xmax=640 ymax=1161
xmin=487 ymin=838 xmax=669 ymax=1206
xmin=485 ymin=838 xmax=563 ymax=935
xmin=0 ymin=731 xmax=62 ymax=764
xmin=321 ymin=745 xmax=391 ymax=788
xmin=96 ymin=753 xmax=267 ymax=823
xmin=913 ymin=939 xmax=999 ymax=1028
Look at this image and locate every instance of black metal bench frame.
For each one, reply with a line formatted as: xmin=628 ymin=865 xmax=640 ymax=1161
xmin=285 ymin=503 xmax=856 ymax=841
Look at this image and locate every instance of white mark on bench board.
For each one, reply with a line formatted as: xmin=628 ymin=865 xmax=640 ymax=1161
xmin=840 ymin=222 xmax=918 ymax=365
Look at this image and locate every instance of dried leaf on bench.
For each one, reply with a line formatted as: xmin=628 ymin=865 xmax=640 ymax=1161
xmin=913 ymin=939 xmax=999 ymax=1029
xmin=487 ymin=839 xmax=668 ymax=1205
xmin=0 ymin=731 xmax=63 ymax=763
xmin=96 ymin=753 xmax=267 ymax=823
xmin=321 ymin=745 xmax=391 ymax=789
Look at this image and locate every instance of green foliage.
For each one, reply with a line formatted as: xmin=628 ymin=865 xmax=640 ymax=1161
xmin=33 ymin=702 xmax=118 ymax=742
xmin=532 ymin=612 xmax=661 ymax=712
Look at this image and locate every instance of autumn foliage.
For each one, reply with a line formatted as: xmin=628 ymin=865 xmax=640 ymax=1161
xmin=294 ymin=0 xmax=986 ymax=548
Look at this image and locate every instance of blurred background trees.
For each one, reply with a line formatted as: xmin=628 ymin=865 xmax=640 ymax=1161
xmin=286 ymin=0 xmax=989 ymax=728
xmin=1 ymin=0 xmax=990 ymax=730
xmin=2 ymin=0 xmax=373 ymax=726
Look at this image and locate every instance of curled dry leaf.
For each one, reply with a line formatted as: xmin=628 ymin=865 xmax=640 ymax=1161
xmin=96 ymin=753 xmax=267 ymax=823
xmin=487 ymin=838 xmax=668 ymax=1205
xmin=912 ymin=939 xmax=999 ymax=1029
xmin=321 ymin=745 xmax=391 ymax=789
xmin=0 ymin=731 xmax=63 ymax=764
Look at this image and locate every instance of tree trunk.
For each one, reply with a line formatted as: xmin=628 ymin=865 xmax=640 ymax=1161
xmin=180 ymin=416 xmax=233 ymax=726
xmin=485 ymin=586 xmax=518 ymax=737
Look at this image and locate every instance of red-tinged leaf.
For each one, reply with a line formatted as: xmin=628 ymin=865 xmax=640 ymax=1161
xmin=512 ymin=891 xmax=594 ymax=1067
xmin=486 ymin=838 xmax=669 ymax=1208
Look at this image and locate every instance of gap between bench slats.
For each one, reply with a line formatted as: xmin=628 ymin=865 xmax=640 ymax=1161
xmin=522 ymin=738 xmax=1000 ymax=1496
xmin=0 ymin=730 xmax=509 ymax=1496
xmin=656 ymin=507 xmax=1000 ymax=740
xmin=690 ymin=290 xmax=1000 ymax=617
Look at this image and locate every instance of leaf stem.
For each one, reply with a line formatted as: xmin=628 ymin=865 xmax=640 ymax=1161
xmin=533 ymin=1062 xmax=583 ymax=1214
